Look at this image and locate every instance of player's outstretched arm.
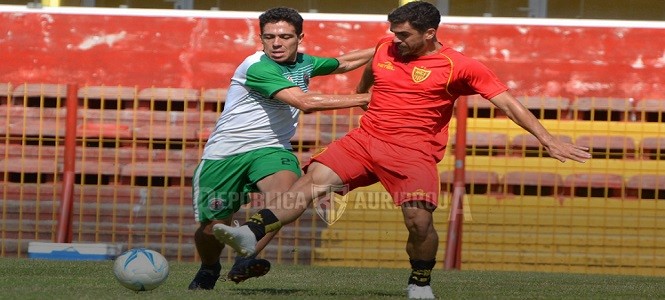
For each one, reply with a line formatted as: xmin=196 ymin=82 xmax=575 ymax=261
xmin=331 ymin=47 xmax=376 ymax=74
xmin=274 ymin=86 xmax=370 ymax=113
xmin=488 ymin=91 xmax=592 ymax=163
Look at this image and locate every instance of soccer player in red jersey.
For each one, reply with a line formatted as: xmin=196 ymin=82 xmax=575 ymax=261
xmin=213 ymin=1 xmax=591 ymax=298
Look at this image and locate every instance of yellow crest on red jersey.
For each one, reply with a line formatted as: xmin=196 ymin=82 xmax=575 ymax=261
xmin=411 ymin=67 xmax=431 ymax=83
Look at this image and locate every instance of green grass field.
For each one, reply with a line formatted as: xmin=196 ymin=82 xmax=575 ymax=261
xmin=1 ymin=258 xmax=663 ymax=299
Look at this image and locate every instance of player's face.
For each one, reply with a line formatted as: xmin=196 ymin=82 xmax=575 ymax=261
xmin=390 ymin=21 xmax=428 ymax=57
xmin=261 ymin=21 xmax=303 ymax=64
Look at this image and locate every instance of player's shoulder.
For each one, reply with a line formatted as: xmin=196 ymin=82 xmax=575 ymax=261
xmin=240 ymin=51 xmax=272 ymax=66
xmin=294 ymin=52 xmax=317 ymax=63
xmin=439 ymin=47 xmax=468 ymax=59
xmin=376 ymin=36 xmax=394 ymax=51
xmin=377 ymin=36 xmax=393 ymax=44
xmin=295 ymin=52 xmax=337 ymax=65
xmin=438 ymin=47 xmax=480 ymax=65
xmin=231 ymin=52 xmax=283 ymax=84
xmin=238 ymin=51 xmax=283 ymax=75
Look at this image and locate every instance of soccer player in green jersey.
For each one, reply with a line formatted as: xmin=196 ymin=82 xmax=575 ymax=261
xmin=188 ymin=7 xmax=374 ymax=290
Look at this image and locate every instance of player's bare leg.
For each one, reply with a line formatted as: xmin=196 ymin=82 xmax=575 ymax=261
xmin=402 ymin=202 xmax=438 ymax=299
xmin=226 ymin=170 xmax=298 ymax=283
xmin=214 ymin=162 xmax=340 ymax=257
xmin=189 ymin=218 xmax=231 ymax=290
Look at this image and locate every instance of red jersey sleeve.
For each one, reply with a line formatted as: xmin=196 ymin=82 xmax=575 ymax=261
xmin=445 ymin=49 xmax=508 ymax=99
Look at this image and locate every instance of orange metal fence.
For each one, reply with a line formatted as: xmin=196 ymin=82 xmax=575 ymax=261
xmin=1 ymin=83 xmax=664 ymax=275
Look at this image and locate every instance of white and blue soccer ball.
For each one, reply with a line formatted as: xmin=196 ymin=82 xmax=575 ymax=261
xmin=113 ymin=248 xmax=169 ymax=291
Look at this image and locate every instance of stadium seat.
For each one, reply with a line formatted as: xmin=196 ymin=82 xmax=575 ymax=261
xmin=13 ymin=83 xmax=67 ymax=98
xmin=571 ymin=97 xmax=634 ymax=121
xmin=196 ymin=127 xmax=212 ymax=142
xmin=78 ymin=105 xmax=123 ymax=124
xmin=0 ymin=106 xmax=46 ymax=126
xmin=131 ymin=109 xmax=177 ymax=126
xmin=7 ymin=84 xmax=68 ymax=126
xmin=517 ymin=96 xmax=571 ymax=120
xmin=634 ymin=98 xmax=665 ymax=122
xmin=13 ymin=83 xmax=68 ymax=108
xmin=78 ymin=85 xmax=137 ymax=110
xmin=81 ymin=108 xmax=184 ymax=128
xmin=464 ymin=95 xmax=498 ymax=118
xmin=134 ymin=124 xmax=197 ymax=141
xmin=574 ymin=135 xmax=636 ymax=159
xmin=77 ymin=145 xmax=143 ymax=164
xmin=134 ymin=124 xmax=199 ymax=150
xmin=451 ymin=132 xmax=509 ymax=156
xmin=0 ymin=158 xmax=59 ymax=183
xmin=77 ymin=122 xmax=132 ymax=139
xmin=510 ymin=133 xmax=573 ymax=157
xmin=74 ymin=161 xmax=121 ymax=185
xmin=440 ymin=170 xmax=500 ymax=195
xmin=502 ymin=171 xmax=564 ymax=196
xmin=0 ymin=144 xmax=146 ymax=167
xmin=6 ymin=119 xmax=65 ymax=138
xmin=0 ymin=144 xmax=46 ymax=159
xmin=76 ymin=123 xmax=133 ymax=148
xmin=2 ymin=106 xmax=67 ymax=124
xmin=640 ymin=137 xmax=665 ymax=160
xmin=200 ymin=88 xmax=227 ymax=112
xmin=137 ymin=87 xmax=200 ymax=111
xmin=291 ymin=126 xmax=334 ymax=152
xmin=301 ymin=112 xmax=358 ymax=134
xmin=562 ymin=173 xmax=625 ymax=198
xmin=0 ymin=82 xmax=12 ymax=105
xmin=195 ymin=110 xmax=221 ymax=124
xmin=177 ymin=111 xmax=219 ymax=135
xmin=0 ymin=143 xmax=58 ymax=161
xmin=115 ymin=109 xmax=206 ymax=128
xmin=625 ymin=174 xmax=665 ymax=200
xmin=119 ymin=161 xmax=196 ymax=186
xmin=153 ymin=148 xmax=201 ymax=164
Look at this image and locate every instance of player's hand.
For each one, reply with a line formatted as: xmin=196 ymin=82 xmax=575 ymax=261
xmin=543 ymin=140 xmax=592 ymax=163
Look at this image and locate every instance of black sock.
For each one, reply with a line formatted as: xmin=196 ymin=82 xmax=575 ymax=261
xmin=245 ymin=209 xmax=282 ymax=241
xmin=200 ymin=261 xmax=221 ymax=275
xmin=408 ymin=259 xmax=436 ymax=287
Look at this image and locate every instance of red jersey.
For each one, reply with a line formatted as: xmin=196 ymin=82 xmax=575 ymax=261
xmin=360 ymin=37 xmax=508 ymax=161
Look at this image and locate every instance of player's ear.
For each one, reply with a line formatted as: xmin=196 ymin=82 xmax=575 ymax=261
xmin=425 ymin=28 xmax=436 ymax=40
xmin=298 ymin=33 xmax=305 ymax=44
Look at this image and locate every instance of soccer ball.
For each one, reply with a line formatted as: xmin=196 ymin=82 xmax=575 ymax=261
xmin=113 ymin=248 xmax=169 ymax=291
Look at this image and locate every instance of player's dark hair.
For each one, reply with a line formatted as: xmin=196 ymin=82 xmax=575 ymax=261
xmin=259 ymin=7 xmax=304 ymax=35
xmin=388 ymin=1 xmax=441 ymax=33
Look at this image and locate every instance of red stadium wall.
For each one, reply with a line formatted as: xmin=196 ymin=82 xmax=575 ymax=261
xmin=1 ymin=6 xmax=664 ymax=100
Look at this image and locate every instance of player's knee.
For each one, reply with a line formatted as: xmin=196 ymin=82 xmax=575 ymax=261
xmin=196 ymin=223 xmax=213 ymax=238
xmin=406 ymin=220 xmax=433 ymax=239
xmin=200 ymin=219 xmax=231 ymax=236
xmin=402 ymin=205 xmax=434 ymax=238
xmin=309 ymin=162 xmax=343 ymax=186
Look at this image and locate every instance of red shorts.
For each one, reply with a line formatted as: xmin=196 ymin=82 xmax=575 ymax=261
xmin=307 ymin=128 xmax=441 ymax=207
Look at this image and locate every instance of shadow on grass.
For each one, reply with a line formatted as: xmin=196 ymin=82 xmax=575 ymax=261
xmin=231 ymin=287 xmax=400 ymax=297
xmin=231 ymin=288 xmax=305 ymax=296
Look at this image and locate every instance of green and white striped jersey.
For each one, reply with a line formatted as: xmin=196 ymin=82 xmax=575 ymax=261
xmin=202 ymin=51 xmax=339 ymax=159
